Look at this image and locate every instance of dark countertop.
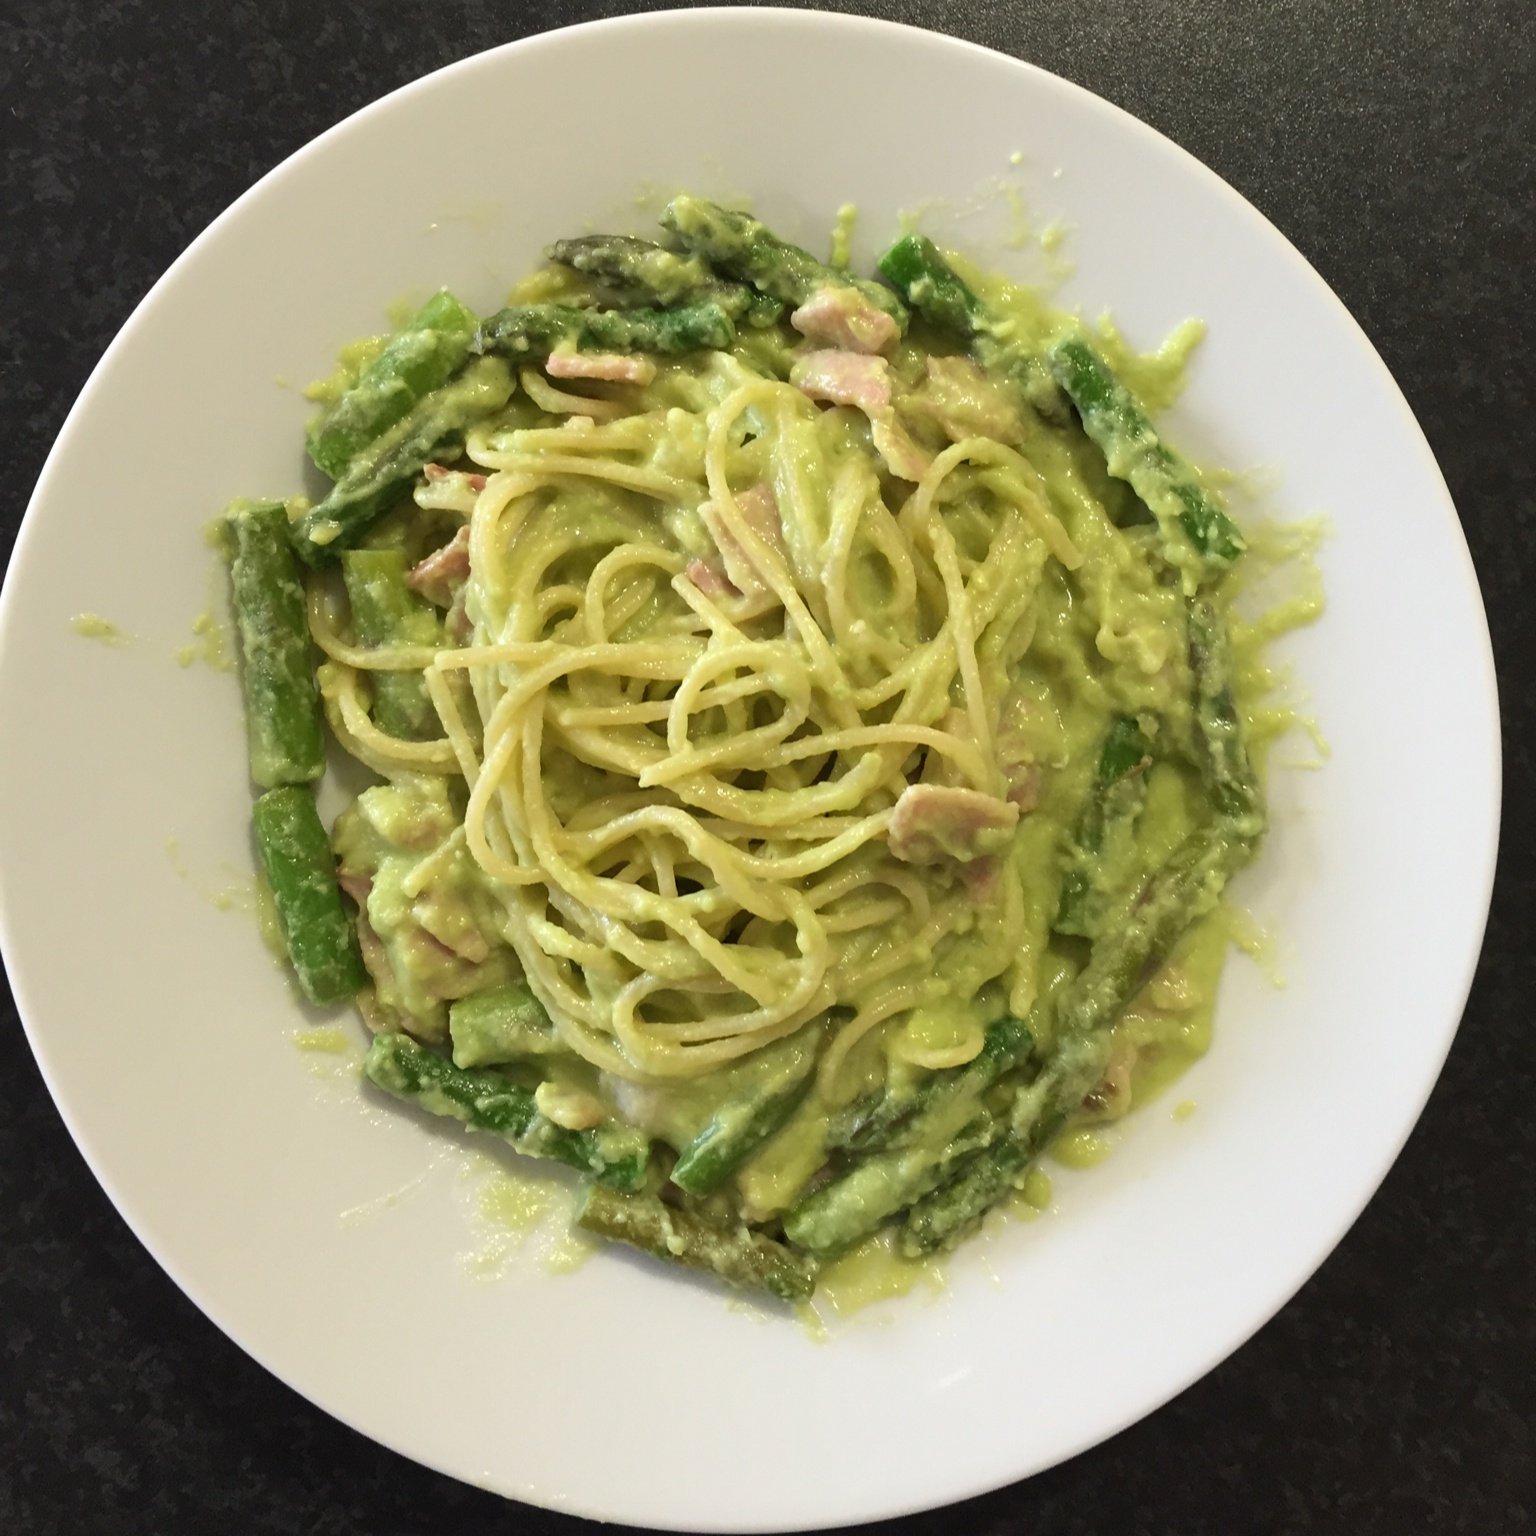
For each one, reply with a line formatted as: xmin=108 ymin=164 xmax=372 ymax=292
xmin=1 ymin=2 xmax=1531 ymax=1531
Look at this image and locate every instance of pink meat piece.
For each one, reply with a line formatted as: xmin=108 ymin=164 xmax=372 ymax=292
xmin=424 ymin=463 xmax=487 ymax=490
xmin=903 ymin=356 xmax=1025 ymax=445
xmin=445 ymin=590 xmax=472 ymax=645
xmin=888 ymin=784 xmax=1020 ymax=865
xmin=1005 ymin=760 xmax=1043 ymax=813
xmin=686 ymin=559 xmax=740 ymax=598
xmin=962 ymin=855 xmax=1004 ymax=905
xmin=545 ymin=349 xmax=656 ymax=385
xmin=791 ymin=284 xmax=900 ymax=355
xmin=337 ymin=872 xmax=373 ymax=906
xmin=406 ymin=525 xmax=471 ymax=609
xmin=791 ymin=350 xmax=932 ymax=482
xmin=792 ymin=349 xmax=893 ymax=415
xmin=700 ymin=482 xmax=786 ymax=598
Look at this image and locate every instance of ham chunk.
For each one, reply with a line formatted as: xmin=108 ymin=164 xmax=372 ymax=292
xmin=699 ymin=482 xmax=786 ymax=599
xmin=545 ymin=348 xmax=656 ymax=386
xmin=888 ymin=784 xmax=1019 ymax=865
xmin=406 ymin=524 xmax=470 ymax=609
xmin=686 ymin=558 xmax=739 ymax=598
xmin=901 ymin=355 xmax=1025 ymax=445
xmin=790 ymin=351 xmax=932 ymax=481
xmin=791 ymin=284 xmax=900 ymax=355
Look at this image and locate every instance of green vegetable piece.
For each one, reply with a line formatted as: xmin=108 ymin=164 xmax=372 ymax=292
xmin=1048 ymin=336 xmax=1246 ymax=582
xmin=252 ymin=786 xmax=367 ymax=1004
xmin=671 ymin=1059 xmax=815 ymax=1198
xmin=1187 ymin=596 xmax=1265 ymax=838
xmin=900 ymin=1135 xmax=1030 ymax=1256
xmin=659 ymin=194 xmax=907 ymax=331
xmin=1054 ymin=714 xmax=1155 ymax=939
xmin=365 ymin=1033 xmax=650 ymax=1190
xmin=783 ymin=1015 xmax=1034 ymax=1255
xmin=877 ymin=233 xmax=983 ymax=341
xmin=291 ymin=356 xmax=514 ymax=567
xmin=576 ymin=1186 xmax=817 ymax=1302
xmin=475 ymin=300 xmax=735 ymax=360
xmin=227 ymin=500 xmax=325 ymax=788
xmin=341 ymin=548 xmax=441 ymax=740
xmin=307 ymin=289 xmax=479 ymax=480
xmin=545 ymin=234 xmax=779 ymax=325
xmin=449 ymin=982 xmax=562 ymax=1068
xmin=877 ymin=230 xmax=1058 ymax=413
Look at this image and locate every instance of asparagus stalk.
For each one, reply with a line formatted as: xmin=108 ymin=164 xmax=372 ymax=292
xmin=365 ymin=1033 xmax=650 ymax=1190
xmin=1048 ymin=335 xmax=1245 ymax=583
xmin=670 ymin=1061 xmax=815 ymax=1198
xmin=252 ymin=786 xmax=367 ymax=1004
xmin=877 ymin=231 xmax=1057 ymax=409
xmin=449 ymin=981 xmax=563 ymax=1069
xmin=1187 ymin=596 xmax=1265 ymax=838
xmin=290 ymin=356 xmax=513 ymax=567
xmin=340 ymin=548 xmax=442 ymax=740
xmin=546 ymin=235 xmax=782 ymax=327
xmin=475 ymin=300 xmax=735 ymax=360
xmin=660 ymin=195 xmax=907 ymax=331
xmin=576 ymin=1186 xmax=817 ymax=1302
xmin=899 ymin=1135 xmax=1030 ymax=1256
xmin=307 ymin=289 xmax=479 ymax=479
xmin=1054 ymin=713 xmax=1155 ymax=939
xmin=827 ymin=1012 xmax=1033 ymax=1158
xmin=227 ymin=500 xmax=325 ymax=788
xmin=782 ymin=1014 xmax=1034 ymax=1255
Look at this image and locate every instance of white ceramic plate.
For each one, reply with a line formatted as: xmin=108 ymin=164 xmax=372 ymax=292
xmin=0 ymin=9 xmax=1499 ymax=1529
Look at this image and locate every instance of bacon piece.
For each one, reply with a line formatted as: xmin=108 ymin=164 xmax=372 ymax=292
xmin=901 ymin=355 xmax=1025 ymax=445
xmin=699 ymin=482 xmax=786 ymax=599
xmin=686 ymin=559 xmax=739 ymax=598
xmin=790 ymin=351 xmax=932 ymax=481
xmin=424 ymin=463 xmax=487 ymax=490
xmin=406 ymin=525 xmax=470 ymax=608
xmin=545 ymin=348 xmax=657 ymax=385
xmin=337 ymin=872 xmax=373 ymax=906
xmin=790 ymin=284 xmax=900 ymax=355
xmin=1005 ymin=760 xmax=1043 ymax=812
xmin=888 ymin=784 xmax=1019 ymax=865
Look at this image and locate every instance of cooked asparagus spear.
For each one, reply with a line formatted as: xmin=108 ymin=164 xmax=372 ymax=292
xmin=290 ymin=356 xmax=513 ymax=567
xmin=448 ymin=981 xmax=563 ymax=1068
xmin=1187 ymin=596 xmax=1265 ymax=837
xmin=670 ymin=1061 xmax=814 ymax=1198
xmin=307 ymin=289 xmax=479 ymax=479
xmin=475 ymin=300 xmax=735 ymax=360
xmin=660 ymin=194 xmax=907 ymax=331
xmin=1054 ymin=713 xmax=1155 ymax=939
xmin=227 ymin=499 xmax=325 ymax=788
xmin=364 ymin=1033 xmax=650 ymax=1191
xmin=1048 ymin=335 xmax=1245 ymax=584
xmin=340 ymin=548 xmax=441 ymax=740
xmin=576 ymin=1186 xmax=817 ymax=1302
xmin=900 ymin=1135 xmax=1030 ymax=1255
xmin=252 ymin=786 xmax=367 ymax=1004
xmin=546 ymin=235 xmax=782 ymax=327
xmin=782 ymin=1014 xmax=1034 ymax=1255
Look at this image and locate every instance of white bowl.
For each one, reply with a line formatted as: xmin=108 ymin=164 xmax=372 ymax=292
xmin=0 ymin=9 xmax=1499 ymax=1529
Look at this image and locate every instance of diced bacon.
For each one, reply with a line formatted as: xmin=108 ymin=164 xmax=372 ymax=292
xmin=1005 ymin=760 xmax=1043 ymax=812
xmin=888 ymin=784 xmax=1020 ymax=865
xmin=545 ymin=348 xmax=656 ymax=385
xmin=901 ymin=356 xmax=1025 ymax=445
xmin=406 ymin=525 xmax=470 ymax=608
xmin=792 ymin=349 xmax=893 ymax=414
xmin=424 ymin=463 xmax=487 ymax=490
xmin=791 ymin=350 xmax=932 ymax=482
xmin=962 ymin=855 xmax=1003 ymax=905
xmin=337 ymin=872 xmax=373 ymax=906
xmin=790 ymin=284 xmax=900 ymax=355
xmin=686 ymin=558 xmax=739 ymax=598
xmin=699 ymin=482 xmax=786 ymax=599
xmin=445 ymin=589 xmax=473 ymax=645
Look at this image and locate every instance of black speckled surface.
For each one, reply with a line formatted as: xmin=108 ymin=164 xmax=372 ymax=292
xmin=1 ymin=2 xmax=1532 ymax=1531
